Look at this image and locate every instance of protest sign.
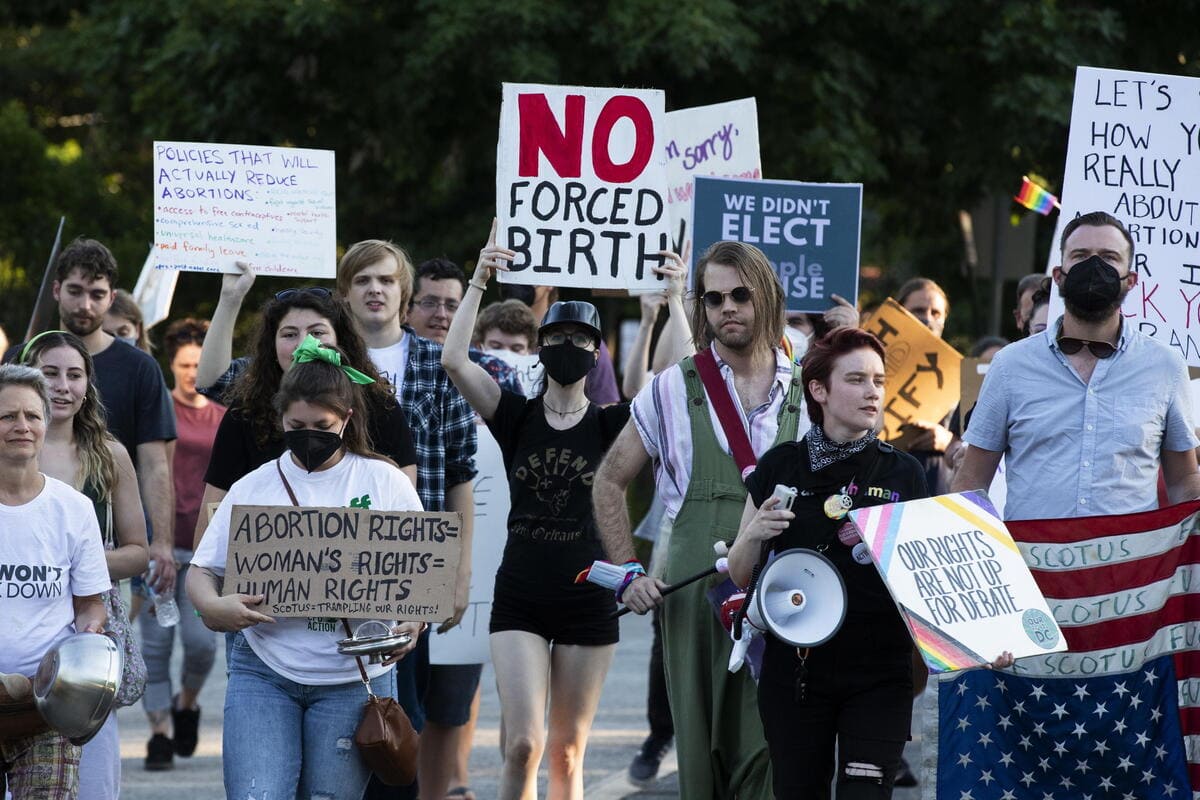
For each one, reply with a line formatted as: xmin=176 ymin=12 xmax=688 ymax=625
xmin=485 ymin=349 xmax=545 ymax=397
xmin=224 ymin=505 xmax=463 ymax=622
xmin=430 ymin=424 xmax=509 ymax=665
xmin=849 ymin=491 xmax=1065 ymax=672
xmin=691 ymin=176 xmax=861 ymax=312
xmin=959 ymin=357 xmax=989 ymax=417
xmin=662 ymin=98 xmax=761 ymax=263
xmin=863 ymin=298 xmax=962 ymax=441
xmin=1057 ymin=66 xmax=1200 ymax=364
xmin=131 ymin=247 xmax=178 ymax=329
xmin=495 ymin=83 xmax=673 ymax=291
xmin=153 ymin=141 xmax=336 ymax=278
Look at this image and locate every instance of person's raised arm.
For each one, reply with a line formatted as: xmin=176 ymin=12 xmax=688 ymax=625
xmin=949 ymin=445 xmax=1004 ymax=495
xmin=107 ymin=442 xmax=149 ymax=581
xmin=197 ymin=261 xmax=255 ymax=389
xmin=442 ymin=220 xmax=510 ymax=420
xmin=622 ymin=294 xmax=665 ymax=400
xmin=656 ymin=245 xmax=696 ymax=367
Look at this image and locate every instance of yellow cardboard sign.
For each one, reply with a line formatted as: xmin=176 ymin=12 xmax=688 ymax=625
xmin=863 ymin=298 xmax=963 ymax=441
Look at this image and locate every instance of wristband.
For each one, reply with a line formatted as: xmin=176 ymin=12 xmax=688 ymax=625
xmin=615 ymin=561 xmax=647 ymax=602
xmin=469 ymin=280 xmax=488 ymax=291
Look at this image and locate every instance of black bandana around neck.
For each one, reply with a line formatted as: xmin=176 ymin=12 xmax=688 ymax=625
xmin=806 ymin=425 xmax=877 ymax=472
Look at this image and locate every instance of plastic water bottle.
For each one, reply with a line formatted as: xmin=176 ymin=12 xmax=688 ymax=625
xmin=147 ymin=561 xmax=180 ymax=627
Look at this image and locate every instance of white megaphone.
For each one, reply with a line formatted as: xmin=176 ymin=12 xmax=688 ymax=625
xmin=744 ymin=548 xmax=847 ymax=648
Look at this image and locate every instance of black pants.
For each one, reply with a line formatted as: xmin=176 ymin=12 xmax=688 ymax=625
xmin=646 ymin=605 xmax=674 ymax=740
xmin=757 ymin=647 xmax=912 ymax=800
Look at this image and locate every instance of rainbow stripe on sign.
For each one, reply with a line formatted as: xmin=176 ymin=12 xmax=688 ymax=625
xmin=1013 ymin=175 xmax=1059 ymax=215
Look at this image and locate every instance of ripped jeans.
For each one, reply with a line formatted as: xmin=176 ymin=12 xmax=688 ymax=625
xmin=223 ymin=632 xmax=389 ymax=800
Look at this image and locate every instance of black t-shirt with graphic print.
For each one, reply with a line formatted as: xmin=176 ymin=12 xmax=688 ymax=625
xmin=746 ymin=438 xmax=929 ymax=660
xmin=487 ymin=390 xmax=629 ymax=600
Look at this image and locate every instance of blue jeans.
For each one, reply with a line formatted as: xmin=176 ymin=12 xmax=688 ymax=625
xmin=223 ymin=632 xmax=390 ymax=800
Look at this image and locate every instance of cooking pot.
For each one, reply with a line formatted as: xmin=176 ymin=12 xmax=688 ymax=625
xmin=33 ymin=633 xmax=121 ymax=745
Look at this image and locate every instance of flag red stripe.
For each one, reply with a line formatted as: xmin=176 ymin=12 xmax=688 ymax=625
xmin=1060 ymin=593 xmax=1200 ymax=651
xmin=1028 ymin=534 xmax=1200 ymax=597
xmin=1009 ymin=500 xmax=1200 ymax=545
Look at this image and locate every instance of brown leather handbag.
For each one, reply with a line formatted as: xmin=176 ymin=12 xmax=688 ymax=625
xmin=341 ymin=620 xmax=419 ymax=786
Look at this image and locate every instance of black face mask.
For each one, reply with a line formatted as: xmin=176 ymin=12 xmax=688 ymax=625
xmin=1061 ymin=254 xmax=1125 ymax=317
xmin=284 ymin=428 xmax=344 ymax=472
xmin=539 ymin=343 xmax=595 ymax=386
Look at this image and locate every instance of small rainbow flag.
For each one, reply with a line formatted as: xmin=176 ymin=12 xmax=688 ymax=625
xmin=1013 ymin=175 xmax=1059 ymax=215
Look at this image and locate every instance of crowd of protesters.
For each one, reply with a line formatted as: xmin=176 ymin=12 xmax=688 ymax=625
xmin=2 ymin=208 xmax=1195 ymax=800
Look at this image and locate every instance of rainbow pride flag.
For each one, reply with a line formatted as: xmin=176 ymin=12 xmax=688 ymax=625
xmin=1013 ymin=175 xmax=1059 ymax=215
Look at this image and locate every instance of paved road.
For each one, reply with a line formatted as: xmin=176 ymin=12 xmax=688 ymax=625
xmin=115 ymin=614 xmax=928 ymax=798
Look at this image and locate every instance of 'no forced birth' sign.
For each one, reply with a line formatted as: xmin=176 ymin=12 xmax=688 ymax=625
xmin=495 ymin=83 xmax=673 ymax=292
xmin=691 ymin=176 xmax=861 ymax=313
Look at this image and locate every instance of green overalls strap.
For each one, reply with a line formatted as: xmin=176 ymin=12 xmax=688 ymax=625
xmin=661 ymin=353 xmax=803 ymax=800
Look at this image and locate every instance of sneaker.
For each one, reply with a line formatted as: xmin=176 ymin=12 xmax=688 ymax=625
xmin=172 ymin=699 xmax=201 ymax=757
xmin=145 ymin=733 xmax=174 ymax=771
xmin=894 ymin=756 xmax=918 ymax=787
xmin=628 ymin=735 xmax=673 ymax=786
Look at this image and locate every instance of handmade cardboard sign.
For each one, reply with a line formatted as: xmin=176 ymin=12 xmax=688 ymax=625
xmin=959 ymin=357 xmax=989 ymax=418
xmin=224 ymin=505 xmax=463 ymax=622
xmin=691 ymin=176 xmax=861 ymax=313
xmin=1056 ymin=65 xmax=1200 ymax=365
xmin=430 ymin=424 xmax=510 ymax=665
xmin=153 ymin=141 xmax=336 ymax=278
xmin=849 ymin=491 xmax=1065 ymax=672
xmin=495 ymin=83 xmax=673 ymax=291
xmin=662 ymin=98 xmax=762 ymax=264
xmin=863 ymin=299 xmax=962 ymax=440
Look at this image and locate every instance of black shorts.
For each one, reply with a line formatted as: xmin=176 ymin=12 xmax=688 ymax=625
xmin=489 ymin=577 xmax=619 ymax=646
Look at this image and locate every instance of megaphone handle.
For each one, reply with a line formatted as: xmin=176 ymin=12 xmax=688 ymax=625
xmin=611 ymin=563 xmax=720 ymax=618
xmin=733 ymin=540 xmax=773 ymax=639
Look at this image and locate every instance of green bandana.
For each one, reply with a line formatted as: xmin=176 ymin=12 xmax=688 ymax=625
xmin=290 ymin=335 xmax=375 ymax=385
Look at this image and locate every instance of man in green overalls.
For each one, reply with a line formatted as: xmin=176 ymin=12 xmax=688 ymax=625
xmin=596 ymin=241 xmax=811 ymax=799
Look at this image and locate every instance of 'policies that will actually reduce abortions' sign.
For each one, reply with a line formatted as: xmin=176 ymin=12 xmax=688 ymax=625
xmin=224 ymin=505 xmax=463 ymax=622
xmin=153 ymin=141 xmax=336 ymax=278
xmin=662 ymin=98 xmax=762 ymax=264
xmin=691 ymin=176 xmax=861 ymax=313
xmin=863 ymin=298 xmax=962 ymax=441
xmin=495 ymin=83 xmax=673 ymax=291
xmin=1058 ymin=66 xmax=1200 ymax=365
xmin=849 ymin=491 xmax=1065 ymax=673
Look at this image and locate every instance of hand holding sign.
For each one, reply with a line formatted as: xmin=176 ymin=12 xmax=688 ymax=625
xmin=473 ymin=218 xmax=516 ymax=289
xmin=222 ymin=260 xmax=257 ymax=303
xmin=824 ymin=294 xmax=858 ymax=330
xmin=651 ymin=241 xmax=690 ymax=299
xmin=200 ymin=592 xmax=276 ymax=633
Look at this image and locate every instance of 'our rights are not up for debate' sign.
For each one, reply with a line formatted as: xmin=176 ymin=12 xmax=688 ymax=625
xmin=691 ymin=176 xmax=861 ymax=313
xmin=153 ymin=141 xmax=337 ymax=278
xmin=224 ymin=505 xmax=463 ymax=622
xmin=1058 ymin=66 xmax=1200 ymax=365
xmin=495 ymin=83 xmax=674 ymax=292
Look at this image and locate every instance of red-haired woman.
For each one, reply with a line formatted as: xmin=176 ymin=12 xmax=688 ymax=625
xmin=729 ymin=328 xmax=930 ymax=799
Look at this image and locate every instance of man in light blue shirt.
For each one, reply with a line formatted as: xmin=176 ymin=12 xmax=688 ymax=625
xmin=953 ymin=211 xmax=1200 ymax=520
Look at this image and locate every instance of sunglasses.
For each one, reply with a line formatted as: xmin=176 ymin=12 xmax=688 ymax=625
xmin=1056 ymin=333 xmax=1116 ymax=359
xmin=542 ymin=330 xmax=596 ymax=349
xmin=699 ymin=286 xmax=754 ymax=308
xmin=274 ymin=287 xmax=333 ymax=302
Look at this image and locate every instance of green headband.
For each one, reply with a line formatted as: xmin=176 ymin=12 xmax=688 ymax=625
xmin=290 ymin=335 xmax=375 ymax=385
xmin=20 ymin=330 xmax=69 ymax=364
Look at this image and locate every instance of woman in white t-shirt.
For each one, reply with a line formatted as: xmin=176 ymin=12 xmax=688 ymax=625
xmin=0 ymin=364 xmax=110 ymax=798
xmin=188 ymin=338 xmax=424 ymax=800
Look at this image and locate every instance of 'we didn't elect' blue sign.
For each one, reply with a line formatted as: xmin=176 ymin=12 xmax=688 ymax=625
xmin=691 ymin=176 xmax=862 ymax=313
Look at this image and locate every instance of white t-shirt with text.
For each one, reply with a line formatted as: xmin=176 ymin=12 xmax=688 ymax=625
xmin=369 ymin=333 xmax=410 ymax=398
xmin=192 ymin=452 xmax=423 ymax=685
xmin=0 ymin=475 xmax=111 ymax=676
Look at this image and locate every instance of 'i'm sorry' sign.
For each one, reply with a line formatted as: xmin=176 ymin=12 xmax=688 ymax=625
xmin=496 ymin=83 xmax=672 ymax=291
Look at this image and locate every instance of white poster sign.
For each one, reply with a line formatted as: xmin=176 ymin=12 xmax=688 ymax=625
xmin=485 ymin=349 xmax=545 ymax=397
xmin=662 ymin=98 xmax=761 ymax=265
xmin=429 ymin=424 xmax=510 ymax=665
xmin=849 ymin=491 xmax=1064 ymax=672
xmin=153 ymin=141 xmax=336 ymax=278
xmin=131 ymin=247 xmax=178 ymax=329
xmin=1058 ymin=66 xmax=1200 ymax=363
xmin=495 ymin=83 xmax=673 ymax=291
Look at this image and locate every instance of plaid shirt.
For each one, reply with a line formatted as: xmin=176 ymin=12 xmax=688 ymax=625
xmin=198 ymin=333 xmax=480 ymax=511
xmin=399 ymin=328 xmax=477 ymax=510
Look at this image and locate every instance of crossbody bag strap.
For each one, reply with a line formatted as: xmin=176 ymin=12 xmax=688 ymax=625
xmin=693 ymin=347 xmax=757 ymax=478
xmin=275 ymin=457 xmax=375 ymax=697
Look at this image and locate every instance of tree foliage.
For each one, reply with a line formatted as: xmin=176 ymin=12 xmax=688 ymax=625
xmin=1 ymin=0 xmax=1197 ymax=341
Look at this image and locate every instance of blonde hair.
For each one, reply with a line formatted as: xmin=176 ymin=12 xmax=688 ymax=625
xmin=337 ymin=240 xmax=415 ymax=311
xmin=690 ymin=241 xmax=785 ymax=354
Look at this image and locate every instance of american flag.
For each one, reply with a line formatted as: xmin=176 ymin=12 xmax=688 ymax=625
xmin=931 ymin=500 xmax=1200 ymax=799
